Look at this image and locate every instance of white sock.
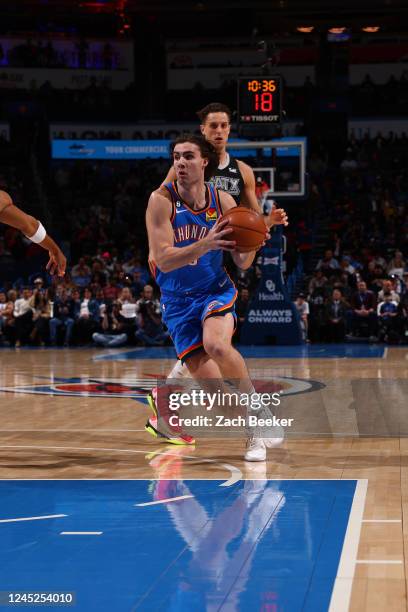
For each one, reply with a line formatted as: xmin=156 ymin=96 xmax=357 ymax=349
xmin=166 ymin=360 xmax=191 ymax=381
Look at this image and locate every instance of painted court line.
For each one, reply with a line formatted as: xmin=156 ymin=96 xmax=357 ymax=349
xmin=136 ymin=494 xmax=194 ymax=507
xmin=60 ymin=531 xmax=102 ymax=536
xmin=356 ymin=559 xmax=403 ymax=564
xmin=0 ymin=514 xmax=67 ymax=523
xmin=362 ymin=519 xmax=401 ymax=523
xmin=329 ymin=479 xmax=368 ymax=612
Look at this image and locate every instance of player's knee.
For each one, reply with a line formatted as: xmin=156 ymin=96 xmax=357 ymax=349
xmin=204 ymin=339 xmax=229 ymax=361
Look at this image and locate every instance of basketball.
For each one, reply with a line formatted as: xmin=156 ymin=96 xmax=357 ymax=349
xmin=222 ymin=207 xmax=267 ymax=252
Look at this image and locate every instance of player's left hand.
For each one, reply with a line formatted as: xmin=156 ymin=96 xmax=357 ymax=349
xmin=46 ymin=248 xmax=66 ymax=277
xmin=265 ymin=208 xmax=288 ymax=228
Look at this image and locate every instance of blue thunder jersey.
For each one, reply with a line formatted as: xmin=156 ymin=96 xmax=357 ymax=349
xmin=150 ymin=181 xmax=231 ymax=295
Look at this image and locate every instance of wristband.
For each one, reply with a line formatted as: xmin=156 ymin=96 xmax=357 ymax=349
xmin=26 ymin=222 xmax=46 ymax=244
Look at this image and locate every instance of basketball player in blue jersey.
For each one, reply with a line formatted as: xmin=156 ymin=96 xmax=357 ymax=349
xmin=146 ymin=104 xmax=288 ymax=439
xmin=0 ymin=190 xmax=66 ymax=276
xmin=146 ymin=134 xmax=288 ymax=461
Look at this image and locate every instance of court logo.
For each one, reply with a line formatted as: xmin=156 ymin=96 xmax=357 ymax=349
xmin=0 ymin=375 xmax=324 ymax=399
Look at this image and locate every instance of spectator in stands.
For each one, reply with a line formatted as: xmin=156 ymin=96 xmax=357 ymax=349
xmin=13 ymin=288 xmax=33 ymax=347
xmin=71 ymin=257 xmax=92 ymax=288
xmin=74 ymin=288 xmax=100 ymax=345
xmin=308 ymin=269 xmax=328 ymax=295
xmin=131 ymin=271 xmax=144 ymax=300
xmin=377 ymin=292 xmax=401 ymax=343
xmin=117 ymin=287 xmax=138 ymax=340
xmin=0 ymin=290 xmax=16 ymax=345
xmin=294 ymin=293 xmax=309 ymax=342
xmin=387 ymin=250 xmax=406 ymax=276
xmin=90 ymin=259 xmax=107 ymax=287
xmin=135 ymin=285 xmax=168 ymax=346
xmin=49 ymin=288 xmax=75 ymax=346
xmin=33 ymin=276 xmax=45 ymax=294
xmin=29 ymin=289 xmax=51 ymax=346
xmin=367 ymin=264 xmax=387 ymax=294
xmin=315 ymin=250 xmax=340 ymax=275
xmin=324 ymin=289 xmax=349 ymax=342
xmin=378 ymin=279 xmax=400 ymax=304
xmin=349 ymin=280 xmax=377 ymax=340
xmin=92 ymin=301 xmax=128 ymax=347
xmin=103 ymin=276 xmax=121 ymax=301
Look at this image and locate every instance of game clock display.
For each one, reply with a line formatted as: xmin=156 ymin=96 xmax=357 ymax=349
xmin=238 ymin=77 xmax=282 ymax=124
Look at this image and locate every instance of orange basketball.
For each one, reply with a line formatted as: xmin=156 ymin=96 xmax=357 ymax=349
xmin=222 ymin=207 xmax=267 ymax=252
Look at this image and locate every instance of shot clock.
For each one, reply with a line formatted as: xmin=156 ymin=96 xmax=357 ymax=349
xmin=237 ymin=76 xmax=282 ymax=124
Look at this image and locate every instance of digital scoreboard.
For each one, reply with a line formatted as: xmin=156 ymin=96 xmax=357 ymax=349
xmin=237 ymin=76 xmax=282 ymax=124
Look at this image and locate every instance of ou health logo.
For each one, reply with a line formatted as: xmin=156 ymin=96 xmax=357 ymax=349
xmin=266 ymin=280 xmax=276 ymax=292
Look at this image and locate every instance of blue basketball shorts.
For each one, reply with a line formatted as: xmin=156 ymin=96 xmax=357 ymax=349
xmin=160 ymin=283 xmax=238 ymax=363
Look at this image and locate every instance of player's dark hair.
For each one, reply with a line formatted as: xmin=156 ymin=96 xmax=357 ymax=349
xmin=171 ymin=134 xmax=218 ymax=181
xmin=196 ymin=102 xmax=232 ymax=123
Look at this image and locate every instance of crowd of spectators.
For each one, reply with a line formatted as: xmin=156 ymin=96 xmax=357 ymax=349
xmin=297 ymin=130 xmax=408 ymax=343
xmin=2 ymin=129 xmax=408 ymax=347
xmin=0 ymin=38 xmax=118 ymax=70
xmin=0 ymin=277 xmax=170 ymax=349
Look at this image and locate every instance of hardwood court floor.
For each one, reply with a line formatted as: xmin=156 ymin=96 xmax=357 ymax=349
xmin=0 ymin=345 xmax=407 ymax=611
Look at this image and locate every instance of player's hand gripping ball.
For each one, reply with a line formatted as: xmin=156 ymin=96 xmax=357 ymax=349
xmin=222 ymin=207 xmax=268 ymax=252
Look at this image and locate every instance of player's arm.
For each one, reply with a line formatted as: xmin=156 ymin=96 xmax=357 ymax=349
xmin=161 ymin=166 xmax=177 ymax=186
xmin=237 ymin=160 xmax=262 ymax=213
xmin=218 ymin=191 xmax=267 ymax=271
xmin=237 ymin=161 xmax=288 ymax=228
xmin=0 ymin=190 xmax=66 ymax=277
xmin=146 ymin=190 xmax=235 ymax=273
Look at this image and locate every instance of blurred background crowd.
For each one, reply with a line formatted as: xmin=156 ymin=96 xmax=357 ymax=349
xmin=1 ymin=0 xmax=408 ymax=347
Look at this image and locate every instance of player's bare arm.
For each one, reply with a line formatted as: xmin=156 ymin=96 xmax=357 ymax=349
xmin=146 ymin=189 xmax=235 ymax=273
xmin=218 ymin=190 xmax=268 ymax=270
xmin=0 ymin=190 xmax=66 ymax=276
xmin=237 ymin=160 xmax=262 ymax=213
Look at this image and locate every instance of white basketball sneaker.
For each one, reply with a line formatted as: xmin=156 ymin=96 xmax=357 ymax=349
xmin=264 ymin=424 xmax=285 ymax=448
xmin=245 ymin=436 xmax=266 ymax=462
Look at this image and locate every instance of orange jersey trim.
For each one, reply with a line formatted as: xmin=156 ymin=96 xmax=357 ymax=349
xmin=173 ymin=182 xmax=213 ymax=216
xmin=178 ymin=340 xmax=204 ymax=361
xmin=203 ymin=290 xmax=238 ymax=319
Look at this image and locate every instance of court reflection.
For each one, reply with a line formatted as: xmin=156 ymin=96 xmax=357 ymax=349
xmin=146 ymin=446 xmax=287 ymax=611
